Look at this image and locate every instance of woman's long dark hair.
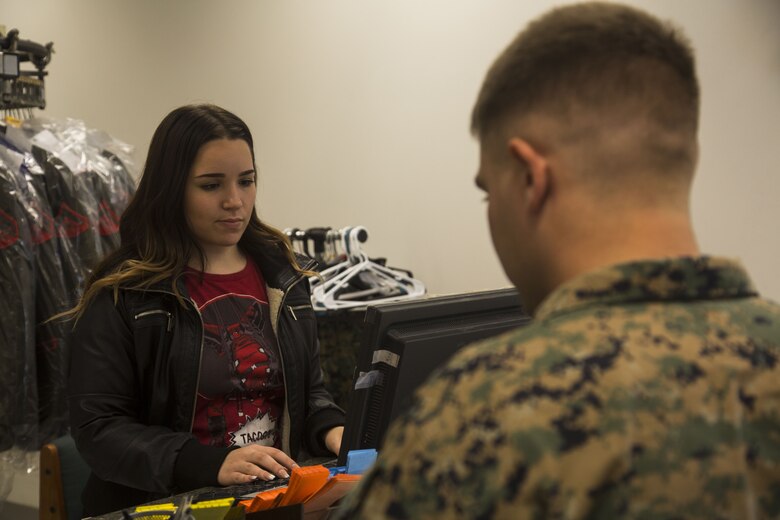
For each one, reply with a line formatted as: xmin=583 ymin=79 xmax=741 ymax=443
xmin=66 ymin=104 xmax=304 ymax=321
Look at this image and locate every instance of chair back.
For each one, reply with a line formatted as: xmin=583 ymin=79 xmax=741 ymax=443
xmin=40 ymin=435 xmax=90 ymax=520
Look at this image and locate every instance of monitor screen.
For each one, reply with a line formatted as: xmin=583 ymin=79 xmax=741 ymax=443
xmin=337 ymin=288 xmax=531 ymax=466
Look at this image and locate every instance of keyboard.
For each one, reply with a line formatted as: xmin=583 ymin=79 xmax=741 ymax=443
xmin=193 ymin=476 xmax=290 ymax=502
xmin=192 ymin=458 xmax=339 ymax=502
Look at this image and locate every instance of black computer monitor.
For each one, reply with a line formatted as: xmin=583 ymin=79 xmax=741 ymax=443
xmin=337 ymin=288 xmax=531 ymax=465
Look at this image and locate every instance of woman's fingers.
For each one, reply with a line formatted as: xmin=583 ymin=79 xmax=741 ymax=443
xmin=218 ymin=445 xmax=298 ymax=486
xmin=246 ymin=445 xmax=297 ymax=478
xmin=243 ymin=456 xmax=288 ymax=479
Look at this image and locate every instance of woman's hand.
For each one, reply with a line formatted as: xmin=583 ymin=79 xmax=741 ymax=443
xmin=217 ymin=445 xmax=298 ymax=486
xmin=324 ymin=426 xmax=344 ymax=455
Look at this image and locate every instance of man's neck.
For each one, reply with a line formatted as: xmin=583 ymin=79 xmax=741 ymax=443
xmin=557 ymin=211 xmax=699 ymax=283
xmin=538 ymin=208 xmax=699 ymax=308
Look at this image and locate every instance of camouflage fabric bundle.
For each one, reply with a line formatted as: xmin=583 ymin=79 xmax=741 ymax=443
xmin=316 ymin=310 xmax=365 ymax=410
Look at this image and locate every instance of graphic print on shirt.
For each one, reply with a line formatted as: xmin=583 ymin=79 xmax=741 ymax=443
xmin=192 ymin=293 xmax=284 ymax=448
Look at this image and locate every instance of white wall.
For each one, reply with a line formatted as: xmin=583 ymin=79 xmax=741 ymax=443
xmin=1 ymin=0 xmax=779 ymax=301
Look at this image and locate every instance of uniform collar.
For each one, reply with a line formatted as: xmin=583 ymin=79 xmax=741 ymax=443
xmin=535 ymin=256 xmax=758 ymax=321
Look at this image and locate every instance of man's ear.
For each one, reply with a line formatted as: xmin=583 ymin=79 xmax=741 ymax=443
xmin=508 ymin=138 xmax=550 ymax=214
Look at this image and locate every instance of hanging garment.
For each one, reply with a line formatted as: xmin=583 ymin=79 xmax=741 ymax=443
xmin=0 ymin=117 xmax=136 ymax=451
xmin=0 ymin=145 xmax=75 ymax=446
xmin=31 ymin=143 xmax=104 ymax=278
xmin=0 ymin=161 xmax=38 ymax=451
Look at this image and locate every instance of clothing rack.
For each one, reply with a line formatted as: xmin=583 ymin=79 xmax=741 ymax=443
xmin=284 ymin=226 xmax=426 ymax=311
xmin=285 ymin=226 xmax=367 ymax=268
xmin=0 ymin=28 xmax=53 ymax=113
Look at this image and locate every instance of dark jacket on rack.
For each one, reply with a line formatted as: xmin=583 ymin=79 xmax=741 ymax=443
xmin=0 ymin=162 xmax=37 ymax=452
xmin=68 ymin=244 xmax=345 ymax=516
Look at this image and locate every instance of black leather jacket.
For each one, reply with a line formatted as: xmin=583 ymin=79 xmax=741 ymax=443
xmin=68 ymin=245 xmax=345 ymax=515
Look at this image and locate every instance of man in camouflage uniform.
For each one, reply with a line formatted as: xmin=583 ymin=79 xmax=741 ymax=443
xmin=335 ymin=2 xmax=780 ymax=519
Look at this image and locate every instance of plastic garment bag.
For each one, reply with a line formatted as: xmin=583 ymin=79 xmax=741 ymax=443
xmin=34 ymin=118 xmax=134 ymax=256
xmin=0 ymin=117 xmax=136 ymax=466
xmin=31 ymin=144 xmax=105 ymax=277
xmin=3 ymin=147 xmax=75 ymax=447
xmin=0 ymin=145 xmax=81 ymax=452
xmin=0 ymin=161 xmax=38 ymax=453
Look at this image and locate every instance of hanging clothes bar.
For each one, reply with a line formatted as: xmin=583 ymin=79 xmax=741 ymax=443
xmin=284 ymin=226 xmax=426 ymax=311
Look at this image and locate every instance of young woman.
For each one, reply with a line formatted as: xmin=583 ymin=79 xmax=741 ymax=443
xmin=66 ymin=104 xmax=345 ymax=516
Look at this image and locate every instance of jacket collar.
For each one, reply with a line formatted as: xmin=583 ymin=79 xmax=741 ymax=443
xmin=149 ymin=244 xmax=316 ymax=296
xmin=260 ymin=251 xmax=316 ymax=292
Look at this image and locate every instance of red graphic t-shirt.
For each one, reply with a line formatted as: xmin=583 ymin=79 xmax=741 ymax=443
xmin=184 ymin=259 xmax=284 ymax=448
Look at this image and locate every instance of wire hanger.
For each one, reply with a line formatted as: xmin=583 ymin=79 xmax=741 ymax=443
xmin=309 ymin=226 xmax=425 ymax=311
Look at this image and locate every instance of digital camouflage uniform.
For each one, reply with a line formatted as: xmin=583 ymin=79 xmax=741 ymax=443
xmin=336 ymin=256 xmax=780 ymax=519
xmin=317 ymin=310 xmax=366 ymax=410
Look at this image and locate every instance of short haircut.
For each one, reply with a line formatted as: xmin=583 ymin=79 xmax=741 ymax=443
xmin=471 ymin=2 xmax=699 ymax=169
